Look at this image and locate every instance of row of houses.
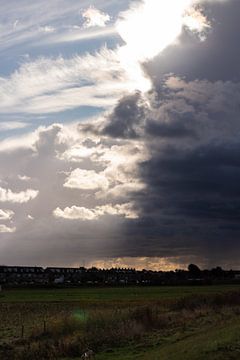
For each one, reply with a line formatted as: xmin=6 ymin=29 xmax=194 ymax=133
xmin=0 ymin=266 xmax=156 ymax=286
xmin=0 ymin=265 xmax=240 ymax=286
xmin=0 ymin=266 xmax=85 ymax=285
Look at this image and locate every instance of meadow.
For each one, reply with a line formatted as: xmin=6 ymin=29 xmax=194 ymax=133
xmin=0 ymin=285 xmax=240 ymax=359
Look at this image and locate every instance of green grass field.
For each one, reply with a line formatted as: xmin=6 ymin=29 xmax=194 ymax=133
xmin=1 ymin=285 xmax=240 ymax=359
xmin=1 ymin=284 xmax=240 ymax=303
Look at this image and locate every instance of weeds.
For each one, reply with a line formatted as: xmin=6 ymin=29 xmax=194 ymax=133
xmin=1 ymin=290 xmax=240 ymax=359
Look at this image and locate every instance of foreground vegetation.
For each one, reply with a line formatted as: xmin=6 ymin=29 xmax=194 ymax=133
xmin=0 ymin=285 xmax=240 ymax=359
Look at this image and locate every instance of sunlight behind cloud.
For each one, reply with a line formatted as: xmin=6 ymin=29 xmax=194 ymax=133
xmin=116 ymin=0 xmax=211 ymax=91
xmin=117 ymin=0 xmax=191 ymax=62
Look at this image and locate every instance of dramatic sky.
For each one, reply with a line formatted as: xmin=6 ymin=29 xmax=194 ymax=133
xmin=0 ymin=0 xmax=240 ymax=270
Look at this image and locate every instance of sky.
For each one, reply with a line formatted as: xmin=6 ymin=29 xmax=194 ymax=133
xmin=0 ymin=0 xmax=240 ymax=270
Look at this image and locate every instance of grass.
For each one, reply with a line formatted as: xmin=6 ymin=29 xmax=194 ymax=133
xmin=1 ymin=284 xmax=240 ymax=304
xmin=96 ymin=320 xmax=240 ymax=360
xmin=1 ymin=285 xmax=240 ymax=359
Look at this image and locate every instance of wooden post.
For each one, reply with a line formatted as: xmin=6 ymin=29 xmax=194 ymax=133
xmin=43 ymin=320 xmax=46 ymax=333
xmin=21 ymin=324 xmax=24 ymax=338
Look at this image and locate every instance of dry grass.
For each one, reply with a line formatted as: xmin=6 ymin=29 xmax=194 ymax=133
xmin=2 ymin=291 xmax=240 ymax=359
xmin=172 ymin=291 xmax=240 ymax=311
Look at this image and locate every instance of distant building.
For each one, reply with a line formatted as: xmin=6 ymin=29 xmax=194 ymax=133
xmin=54 ymin=275 xmax=65 ymax=284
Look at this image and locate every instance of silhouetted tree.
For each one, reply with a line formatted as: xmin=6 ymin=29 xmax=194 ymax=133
xmin=211 ymin=266 xmax=224 ymax=278
xmin=188 ymin=264 xmax=201 ymax=278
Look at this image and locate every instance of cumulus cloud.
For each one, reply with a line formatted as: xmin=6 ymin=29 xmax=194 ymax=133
xmin=59 ymin=144 xmax=99 ymax=163
xmin=18 ymin=175 xmax=31 ymax=181
xmin=64 ymin=168 xmax=109 ymax=191
xmin=81 ymin=6 xmax=110 ymax=28
xmin=101 ymin=181 xmax=146 ymax=199
xmin=0 ymin=131 xmax=38 ymax=153
xmin=0 ymin=186 xmax=39 ymax=203
xmin=54 ymin=206 xmax=97 ymax=221
xmin=0 ymin=224 xmax=16 ymax=233
xmin=54 ymin=202 xmax=138 ymax=220
xmin=0 ymin=209 xmax=14 ymax=220
xmin=59 ymin=118 xmax=149 ymax=201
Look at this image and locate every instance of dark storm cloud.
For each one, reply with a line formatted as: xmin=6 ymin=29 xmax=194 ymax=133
xmin=97 ymin=66 xmax=240 ymax=266
xmin=102 ymin=92 xmax=146 ymax=138
xmin=146 ymin=118 xmax=196 ymax=138
xmin=141 ymin=142 xmax=240 ymax=219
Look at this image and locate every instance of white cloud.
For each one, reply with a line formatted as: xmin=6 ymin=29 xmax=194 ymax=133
xmin=0 ymin=0 xmax=214 ymax=118
xmin=0 ymin=48 xmax=139 ymax=115
xmin=39 ymin=25 xmax=56 ymax=33
xmin=59 ymin=131 xmax=148 ymax=200
xmin=13 ymin=19 xmax=19 ymax=29
xmin=54 ymin=202 xmax=138 ymax=220
xmin=0 ymin=224 xmax=16 ymax=233
xmin=96 ymin=143 xmax=149 ymax=196
xmin=0 ymin=0 xmax=96 ymax=51
xmin=117 ymin=0 xmax=213 ymax=63
xmin=101 ymin=181 xmax=146 ymax=199
xmin=64 ymin=168 xmax=109 ymax=190
xmin=0 ymin=186 xmax=39 ymax=203
xmin=0 ymin=123 xmax=60 ymax=153
xmin=97 ymin=203 xmax=139 ymax=219
xmin=114 ymin=0 xmax=214 ymax=93
xmin=60 ymin=144 xmax=99 ymax=162
xmin=0 ymin=0 xmax=216 ymax=120
xmin=0 ymin=122 xmax=29 ymax=131
xmin=50 ymin=26 xmax=116 ymax=44
xmin=0 ymin=209 xmax=14 ymax=220
xmin=54 ymin=206 xmax=97 ymax=221
xmin=59 ymin=124 xmax=149 ymax=201
xmin=82 ymin=6 xmax=110 ymax=28
xmin=18 ymin=175 xmax=31 ymax=181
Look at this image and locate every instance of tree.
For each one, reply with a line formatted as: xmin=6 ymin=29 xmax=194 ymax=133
xmin=188 ymin=264 xmax=201 ymax=278
xmin=211 ymin=266 xmax=224 ymax=277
